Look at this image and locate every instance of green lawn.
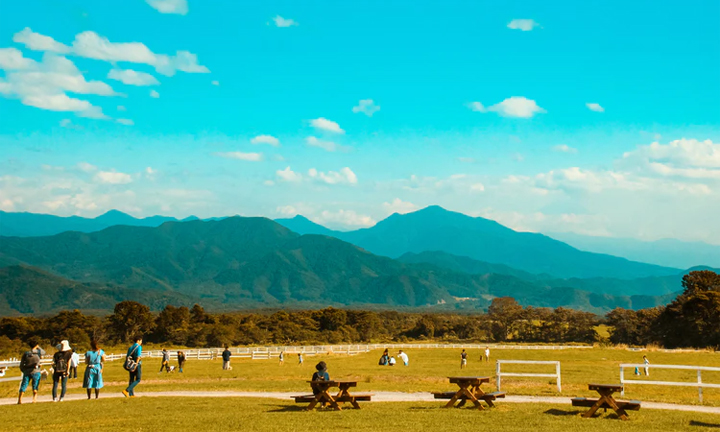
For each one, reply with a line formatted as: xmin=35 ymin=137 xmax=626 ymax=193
xmin=1 ymin=397 xmax=719 ymax=432
xmin=3 ymin=347 xmax=720 ymax=406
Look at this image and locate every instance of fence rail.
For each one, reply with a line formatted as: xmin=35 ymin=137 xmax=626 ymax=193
xmin=620 ymin=363 xmax=720 ymax=402
xmin=496 ymin=360 xmax=562 ymax=393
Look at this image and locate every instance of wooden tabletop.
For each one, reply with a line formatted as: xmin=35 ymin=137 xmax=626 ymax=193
xmin=588 ymin=383 xmax=623 ymax=392
xmin=448 ymin=376 xmax=490 ymax=384
xmin=306 ymin=380 xmax=358 ymax=386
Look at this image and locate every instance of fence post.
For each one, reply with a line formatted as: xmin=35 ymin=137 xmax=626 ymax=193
xmin=556 ymin=362 xmax=562 ymax=393
xmin=698 ymin=369 xmax=703 ymax=403
xmin=620 ymin=366 xmax=625 ymax=396
xmin=496 ymin=360 xmax=501 ymax=391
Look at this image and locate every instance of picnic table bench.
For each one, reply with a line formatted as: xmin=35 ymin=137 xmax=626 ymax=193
xmin=433 ymin=376 xmax=505 ymax=410
xmin=572 ymin=383 xmax=641 ymax=421
xmin=293 ymin=381 xmax=372 ymax=410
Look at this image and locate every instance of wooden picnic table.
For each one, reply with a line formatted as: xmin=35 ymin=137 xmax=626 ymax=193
xmin=433 ymin=376 xmax=505 ymax=410
xmin=293 ymin=380 xmax=372 ymax=410
xmin=572 ymin=383 xmax=641 ymax=421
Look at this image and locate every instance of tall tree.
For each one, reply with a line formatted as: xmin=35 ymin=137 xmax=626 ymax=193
xmin=108 ymin=301 xmax=155 ymax=343
xmin=488 ymin=297 xmax=523 ymax=341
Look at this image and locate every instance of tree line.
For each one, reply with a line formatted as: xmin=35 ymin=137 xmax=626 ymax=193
xmin=1 ymin=270 xmax=717 ymax=357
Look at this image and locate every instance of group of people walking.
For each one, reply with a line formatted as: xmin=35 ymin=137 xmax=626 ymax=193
xmin=17 ymin=338 xmax=106 ymax=404
xmin=378 ymin=349 xmax=409 ymax=366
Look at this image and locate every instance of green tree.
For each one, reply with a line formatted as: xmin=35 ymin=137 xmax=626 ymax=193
xmin=108 ymin=301 xmax=155 ymax=343
xmin=155 ymin=305 xmax=192 ymax=345
xmin=488 ymin=297 xmax=523 ymax=341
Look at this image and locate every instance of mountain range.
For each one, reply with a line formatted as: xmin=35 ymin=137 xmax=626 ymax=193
xmin=0 ymin=209 xmax=693 ymax=315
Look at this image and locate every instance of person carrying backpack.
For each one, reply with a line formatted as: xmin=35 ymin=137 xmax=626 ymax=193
xmin=311 ymin=361 xmax=330 ymax=396
xmin=17 ymin=338 xmax=45 ymax=405
xmin=51 ymin=340 xmax=73 ymax=402
xmin=122 ymin=336 xmax=143 ymax=398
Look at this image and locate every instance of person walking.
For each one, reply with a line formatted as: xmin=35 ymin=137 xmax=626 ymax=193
xmin=643 ymin=355 xmax=650 ymax=376
xmin=17 ymin=339 xmax=45 ymax=404
xmin=159 ymin=348 xmax=171 ymax=373
xmin=279 ymin=351 xmax=285 ymax=366
xmin=398 ymin=350 xmax=409 ymax=366
xmin=460 ymin=349 xmax=468 ymax=369
xmin=51 ymin=340 xmax=73 ymax=402
xmin=69 ymin=349 xmax=80 ymax=379
xmin=177 ymin=351 xmax=186 ymax=373
xmin=122 ymin=336 xmax=143 ymax=398
xmin=83 ymin=340 xmax=105 ymax=399
xmin=298 ymin=353 xmax=304 ymax=366
xmin=222 ymin=345 xmax=232 ymax=370
xmin=484 ymin=347 xmax=490 ymax=363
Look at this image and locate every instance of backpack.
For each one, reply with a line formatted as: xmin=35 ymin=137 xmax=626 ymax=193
xmin=123 ymin=345 xmax=140 ymax=372
xmin=20 ymin=350 xmax=40 ymax=373
xmin=53 ymin=352 xmax=68 ymax=373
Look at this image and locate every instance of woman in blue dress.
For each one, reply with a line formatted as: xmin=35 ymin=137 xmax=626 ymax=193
xmin=83 ymin=340 xmax=105 ymax=399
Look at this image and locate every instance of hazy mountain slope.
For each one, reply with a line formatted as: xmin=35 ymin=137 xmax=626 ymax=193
xmin=0 ymin=210 xmax=178 ymax=237
xmin=547 ymin=232 xmax=720 ymax=269
xmin=332 ymin=206 xmax=680 ymax=279
xmin=275 ymin=215 xmax=340 ymax=236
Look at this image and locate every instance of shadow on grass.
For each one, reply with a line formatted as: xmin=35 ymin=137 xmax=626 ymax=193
xmin=544 ymin=409 xmax=580 ymax=417
xmin=264 ymin=404 xmax=308 ymax=412
xmin=690 ymin=420 xmax=720 ymax=428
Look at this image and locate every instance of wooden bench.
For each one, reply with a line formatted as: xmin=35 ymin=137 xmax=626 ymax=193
xmin=433 ymin=391 xmax=506 ymax=400
xmin=572 ymin=397 xmax=641 ymax=411
xmin=295 ymin=393 xmax=373 ymax=403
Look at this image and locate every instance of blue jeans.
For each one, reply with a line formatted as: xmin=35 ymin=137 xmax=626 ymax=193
xmin=52 ymin=373 xmax=68 ymax=399
xmin=19 ymin=371 xmax=41 ymax=393
xmin=127 ymin=364 xmax=142 ymax=396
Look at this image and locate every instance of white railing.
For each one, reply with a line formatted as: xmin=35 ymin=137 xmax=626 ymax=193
xmin=620 ymin=363 xmax=720 ymax=403
xmin=496 ymin=360 xmax=562 ymax=393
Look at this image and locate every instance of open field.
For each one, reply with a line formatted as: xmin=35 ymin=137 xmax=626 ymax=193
xmin=2 ymin=397 xmax=720 ymax=432
xmin=3 ymin=347 xmax=720 ymax=406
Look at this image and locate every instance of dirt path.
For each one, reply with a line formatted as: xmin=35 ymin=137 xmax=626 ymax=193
xmin=2 ymin=390 xmax=720 ymax=414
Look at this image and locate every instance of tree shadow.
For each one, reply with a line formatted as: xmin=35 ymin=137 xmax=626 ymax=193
xmin=544 ymin=409 xmax=580 ymax=417
xmin=690 ymin=421 xmax=720 ymax=428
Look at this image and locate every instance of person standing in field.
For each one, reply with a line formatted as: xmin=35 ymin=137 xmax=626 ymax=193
xmin=643 ymin=355 xmax=650 ymax=376
xmin=222 ymin=345 xmax=232 ymax=370
xmin=398 ymin=350 xmax=409 ymax=366
xmin=298 ymin=353 xmax=304 ymax=366
xmin=83 ymin=340 xmax=105 ymax=399
xmin=51 ymin=340 xmax=73 ymax=402
xmin=279 ymin=351 xmax=285 ymax=366
xmin=177 ymin=351 xmax=186 ymax=373
xmin=484 ymin=347 xmax=490 ymax=363
xmin=69 ymin=349 xmax=79 ymax=379
xmin=460 ymin=349 xmax=468 ymax=369
xmin=18 ymin=338 xmax=45 ymax=404
xmin=122 ymin=336 xmax=143 ymax=398
xmin=160 ymin=348 xmax=171 ymax=373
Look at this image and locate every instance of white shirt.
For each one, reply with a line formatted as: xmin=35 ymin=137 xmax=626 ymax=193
xmin=398 ymin=352 xmax=409 ymax=364
xmin=485 ymin=349 xmax=490 ymax=357
xmin=388 ymin=357 xmax=396 ymax=365
xmin=70 ymin=352 xmax=80 ymax=367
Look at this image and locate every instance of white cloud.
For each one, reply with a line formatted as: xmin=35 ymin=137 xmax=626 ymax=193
xmin=306 ymin=136 xmax=344 ymax=152
xmin=553 ymin=144 xmax=578 ymax=154
xmin=94 ymin=170 xmax=133 ymax=184
xmin=12 ymin=28 xmax=71 ymax=53
xmin=272 ymin=15 xmax=298 ymax=27
xmin=621 ymin=139 xmax=720 ymax=180
xmin=382 ymin=198 xmax=419 ymax=215
xmin=150 ymin=90 xmax=160 ymax=98
xmin=215 ymin=152 xmax=263 ymax=162
xmin=276 ymin=205 xmax=298 ymax=216
xmin=0 ymin=52 xmax=114 ymax=119
xmin=310 ymin=117 xmax=345 ymax=134
xmin=59 ymin=119 xmax=72 ymax=128
xmin=211 ymin=80 xmax=219 ymax=86
xmin=469 ymin=96 xmax=545 ymax=118
xmin=117 ymin=118 xmax=134 ymax=126
xmin=251 ymin=135 xmax=280 ymax=147
xmin=507 ymin=19 xmax=540 ymax=31
xmin=276 ymin=166 xmax=303 ymax=183
xmin=146 ymin=0 xmax=188 ymax=15
xmin=77 ymin=162 xmax=97 ymax=173
xmin=14 ymin=28 xmax=209 ymax=77
xmin=315 ymin=210 xmax=375 ymax=228
xmin=586 ymin=103 xmax=605 ymax=112
xmin=352 ymin=99 xmax=380 ymax=117
xmin=108 ymin=68 xmax=160 ymax=86
xmin=308 ymin=167 xmax=358 ymax=185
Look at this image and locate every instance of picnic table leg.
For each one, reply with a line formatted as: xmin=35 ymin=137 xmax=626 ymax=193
xmin=306 ymin=394 xmax=322 ymax=411
xmin=323 ymin=391 xmax=342 ymax=411
xmin=582 ymin=398 xmax=605 ymax=418
xmin=474 ymin=386 xmax=495 ymax=408
xmin=460 ymin=388 xmax=483 ymax=410
xmin=601 ymin=394 xmax=629 ymax=421
xmin=337 ymin=384 xmax=361 ymax=409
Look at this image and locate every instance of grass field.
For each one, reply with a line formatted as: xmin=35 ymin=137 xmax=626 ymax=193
xmin=2 ymin=397 xmax=720 ymax=432
xmin=3 ymin=347 xmax=720 ymax=406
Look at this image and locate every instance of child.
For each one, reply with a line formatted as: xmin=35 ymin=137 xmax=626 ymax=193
xmin=298 ymin=353 xmax=304 ymax=365
xmin=460 ymin=349 xmax=467 ymax=369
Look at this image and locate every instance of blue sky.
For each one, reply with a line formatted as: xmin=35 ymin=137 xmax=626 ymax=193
xmin=1 ymin=0 xmax=719 ymax=243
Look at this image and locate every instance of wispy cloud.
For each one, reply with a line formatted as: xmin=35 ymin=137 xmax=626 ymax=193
xmin=352 ymin=99 xmax=380 ymax=117
xmin=306 ymin=136 xmax=344 ymax=152
xmin=310 ymin=117 xmax=345 ymax=134
xmin=553 ymin=144 xmax=578 ymax=154
xmin=468 ymin=97 xmax=545 ymax=118
xmin=108 ymin=68 xmax=160 ymax=86
xmin=507 ymin=19 xmax=540 ymax=31
xmin=215 ymin=152 xmax=263 ymax=162
xmin=251 ymin=135 xmax=280 ymax=147
xmin=272 ymin=15 xmax=298 ymax=27
xmin=586 ymin=103 xmax=605 ymax=112
xmin=145 ymin=0 xmax=188 ymax=15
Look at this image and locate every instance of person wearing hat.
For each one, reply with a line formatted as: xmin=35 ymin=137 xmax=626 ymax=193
xmin=310 ymin=361 xmax=330 ymax=398
xmin=52 ymin=340 xmax=73 ymax=402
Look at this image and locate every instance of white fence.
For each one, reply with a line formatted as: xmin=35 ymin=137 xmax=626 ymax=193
xmin=496 ymin=360 xmax=562 ymax=393
xmin=620 ymin=363 xmax=720 ymax=403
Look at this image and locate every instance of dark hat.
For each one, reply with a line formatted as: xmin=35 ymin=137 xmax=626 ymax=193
xmin=316 ymin=361 xmax=327 ymax=372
